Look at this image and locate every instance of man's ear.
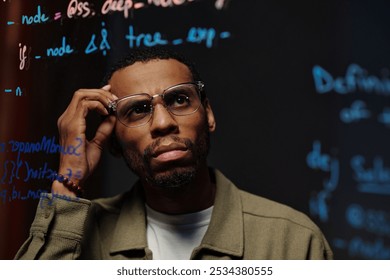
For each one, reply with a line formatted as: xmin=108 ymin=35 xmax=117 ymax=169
xmin=203 ymin=98 xmax=216 ymax=132
xmin=109 ymin=133 xmax=123 ymax=157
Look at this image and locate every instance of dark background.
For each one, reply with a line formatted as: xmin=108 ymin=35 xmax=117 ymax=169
xmin=1 ymin=0 xmax=389 ymax=259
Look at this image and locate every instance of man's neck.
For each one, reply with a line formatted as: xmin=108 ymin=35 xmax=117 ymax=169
xmin=142 ymin=166 xmax=216 ymax=214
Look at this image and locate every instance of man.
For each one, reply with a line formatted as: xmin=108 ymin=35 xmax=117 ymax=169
xmin=15 ymin=48 xmax=333 ymax=260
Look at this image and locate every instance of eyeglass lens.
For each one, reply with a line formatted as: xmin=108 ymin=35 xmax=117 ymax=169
xmin=116 ymin=83 xmax=201 ymax=127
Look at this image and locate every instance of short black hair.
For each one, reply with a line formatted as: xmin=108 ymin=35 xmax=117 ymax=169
xmin=102 ymin=47 xmax=205 ymax=100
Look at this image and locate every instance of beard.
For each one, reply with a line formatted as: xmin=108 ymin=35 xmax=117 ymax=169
xmin=121 ymin=119 xmax=210 ymax=188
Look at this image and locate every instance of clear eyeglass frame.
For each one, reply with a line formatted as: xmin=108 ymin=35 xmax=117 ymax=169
xmin=108 ymin=81 xmax=205 ymax=128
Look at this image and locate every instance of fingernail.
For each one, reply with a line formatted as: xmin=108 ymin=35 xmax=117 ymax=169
xmin=102 ymin=84 xmax=111 ymax=90
xmin=111 ymin=94 xmax=119 ymax=100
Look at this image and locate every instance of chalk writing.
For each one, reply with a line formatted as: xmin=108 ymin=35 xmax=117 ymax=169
xmin=6 ymin=0 xmax=224 ymax=25
xmin=340 ymin=100 xmax=371 ymax=123
xmin=219 ymin=31 xmax=231 ymax=39
xmin=65 ymin=168 xmax=83 ymax=181
xmin=67 ymin=0 xmax=94 ymax=18
xmin=351 ymin=155 xmax=390 ymax=195
xmin=332 ymin=237 xmax=390 ymax=259
xmin=0 ymin=157 xmax=23 ymax=184
xmin=312 ymin=64 xmax=390 ymax=96
xmin=7 ymin=136 xmax=83 ymax=157
xmin=15 ymin=87 xmax=22 ymax=96
xmin=346 ymin=204 xmax=390 ymax=237
xmin=349 ymin=237 xmax=390 ymax=260
xmin=378 ymin=107 xmax=390 ymax=128
xmin=307 ymin=141 xmax=339 ymax=222
xmin=46 ymin=36 xmax=74 ymax=57
xmin=0 ymin=143 xmax=5 ymax=153
xmin=125 ymin=25 xmax=230 ymax=48
xmin=85 ymin=22 xmax=110 ymax=55
xmin=1 ymin=158 xmax=82 ymax=186
xmin=101 ymin=0 xmax=144 ymax=18
xmin=125 ymin=25 xmax=168 ymax=48
xmin=21 ymin=5 xmax=49 ymax=25
xmin=40 ymin=191 xmax=81 ymax=207
xmin=187 ymin=27 xmax=216 ymax=48
xmin=215 ymin=0 xmax=227 ymax=9
xmin=306 ymin=141 xmax=339 ymax=190
xmin=54 ymin=12 xmax=62 ymax=21
xmin=3 ymin=87 xmax=23 ymax=96
xmin=0 ymin=186 xmax=80 ymax=205
xmin=5 ymin=186 xmax=47 ymax=203
xmin=19 ymin=43 xmax=31 ymax=70
xmin=24 ymin=161 xmax=56 ymax=182
xmin=147 ymin=0 xmax=193 ymax=8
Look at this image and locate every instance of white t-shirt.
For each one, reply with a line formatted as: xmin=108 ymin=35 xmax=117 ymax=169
xmin=145 ymin=205 xmax=213 ymax=260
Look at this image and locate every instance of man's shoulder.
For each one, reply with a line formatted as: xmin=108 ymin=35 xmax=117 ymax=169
xmin=214 ymin=169 xmax=321 ymax=232
xmin=238 ymin=189 xmax=322 ymax=234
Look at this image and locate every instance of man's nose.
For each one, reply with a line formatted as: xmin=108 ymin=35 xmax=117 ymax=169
xmin=149 ymin=103 xmax=179 ymax=137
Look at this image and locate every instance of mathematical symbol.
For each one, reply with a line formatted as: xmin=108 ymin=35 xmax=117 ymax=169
xmin=54 ymin=12 xmax=62 ymax=20
xmin=4 ymin=89 xmax=12 ymax=93
xmin=220 ymin=31 xmax=231 ymax=39
xmin=172 ymin=39 xmax=183 ymax=45
xmin=7 ymin=21 xmax=15 ymax=25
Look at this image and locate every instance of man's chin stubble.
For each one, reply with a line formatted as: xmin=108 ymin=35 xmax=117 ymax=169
xmin=145 ymin=167 xmax=196 ymax=189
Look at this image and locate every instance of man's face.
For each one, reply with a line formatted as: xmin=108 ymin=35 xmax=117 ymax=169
xmin=109 ymin=59 xmax=216 ymax=188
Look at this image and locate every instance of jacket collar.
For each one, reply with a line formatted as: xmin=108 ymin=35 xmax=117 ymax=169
xmin=109 ymin=169 xmax=244 ymax=259
xmin=191 ymin=169 xmax=244 ymax=258
xmin=109 ymin=183 xmax=149 ymax=256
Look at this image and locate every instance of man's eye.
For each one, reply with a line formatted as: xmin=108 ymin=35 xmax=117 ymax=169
xmin=123 ymin=103 xmax=150 ymax=119
xmin=174 ymin=94 xmax=189 ymax=105
xmin=133 ymin=104 xmax=149 ymax=114
xmin=166 ymin=91 xmax=191 ymax=107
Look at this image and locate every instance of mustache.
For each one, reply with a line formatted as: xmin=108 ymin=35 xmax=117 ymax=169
xmin=143 ymin=136 xmax=194 ymax=160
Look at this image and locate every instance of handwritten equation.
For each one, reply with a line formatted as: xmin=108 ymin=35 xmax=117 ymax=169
xmin=0 ymin=186 xmax=80 ymax=205
xmin=312 ymin=64 xmax=390 ymax=96
xmin=307 ymin=140 xmax=390 ymax=221
xmin=2 ymin=0 xmax=233 ymax=97
xmin=331 ymin=203 xmax=390 ymax=259
xmin=1 ymin=136 xmax=83 ymax=158
xmin=6 ymin=0 xmax=228 ymax=24
xmin=0 ymin=136 xmax=83 ymax=187
xmin=306 ymin=140 xmax=390 ymax=259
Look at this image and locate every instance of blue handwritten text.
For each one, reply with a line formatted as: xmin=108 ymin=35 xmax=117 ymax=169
xmin=21 ymin=5 xmax=49 ymax=25
xmin=312 ymin=64 xmax=390 ymax=96
xmin=47 ymin=36 xmax=74 ymax=57
xmin=346 ymin=204 xmax=390 ymax=237
xmin=307 ymin=140 xmax=339 ymax=222
xmin=351 ymin=155 xmax=390 ymax=195
xmin=340 ymin=100 xmax=371 ymax=123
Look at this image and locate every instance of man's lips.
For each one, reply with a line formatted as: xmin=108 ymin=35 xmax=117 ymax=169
xmin=152 ymin=143 xmax=189 ymax=162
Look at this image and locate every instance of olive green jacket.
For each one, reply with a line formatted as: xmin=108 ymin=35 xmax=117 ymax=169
xmin=15 ymin=169 xmax=333 ymax=260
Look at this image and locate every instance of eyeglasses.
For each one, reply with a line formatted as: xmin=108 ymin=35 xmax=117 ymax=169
xmin=108 ymin=81 xmax=204 ymax=128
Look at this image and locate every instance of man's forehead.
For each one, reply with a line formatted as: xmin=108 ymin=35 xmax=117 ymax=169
xmin=109 ymin=59 xmax=193 ymax=96
xmin=115 ymin=59 xmax=191 ymax=80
